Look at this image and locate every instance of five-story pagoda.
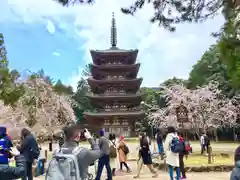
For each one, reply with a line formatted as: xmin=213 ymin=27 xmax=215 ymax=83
xmin=84 ymin=13 xmax=144 ymax=137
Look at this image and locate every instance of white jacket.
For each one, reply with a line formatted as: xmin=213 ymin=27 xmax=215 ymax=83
xmin=164 ymin=133 xmax=179 ymax=167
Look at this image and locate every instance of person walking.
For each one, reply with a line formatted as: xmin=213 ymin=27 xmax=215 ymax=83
xmin=178 ymin=133 xmax=187 ymax=180
xmin=204 ymin=133 xmax=210 ymax=154
xmin=117 ymin=136 xmax=130 ymax=172
xmin=95 ymin=129 xmax=112 ymax=180
xmin=109 ymin=133 xmax=117 ymax=176
xmin=134 ymin=133 xmax=158 ymax=178
xmin=200 ymin=133 xmax=205 ymax=155
xmin=17 ymin=128 xmax=39 ymax=180
xmin=164 ymin=126 xmax=181 ymax=180
xmin=155 ymin=130 xmax=164 ymax=159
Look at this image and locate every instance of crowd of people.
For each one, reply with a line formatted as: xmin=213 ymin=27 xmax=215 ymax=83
xmin=1 ymin=123 xmax=240 ymax=180
xmin=0 ymin=127 xmax=40 ymax=180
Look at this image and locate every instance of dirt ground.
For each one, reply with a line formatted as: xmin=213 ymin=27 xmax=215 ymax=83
xmin=34 ymin=160 xmax=231 ymax=180
xmin=33 ymin=141 xmax=235 ymax=180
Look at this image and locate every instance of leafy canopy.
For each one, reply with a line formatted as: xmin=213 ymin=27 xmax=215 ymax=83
xmin=0 ymin=33 xmax=25 ymax=107
xmin=55 ymin=0 xmax=236 ymax=32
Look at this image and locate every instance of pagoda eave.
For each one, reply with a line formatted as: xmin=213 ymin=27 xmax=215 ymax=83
xmin=87 ymin=77 xmax=143 ymax=86
xmin=87 ymin=93 xmax=142 ymax=100
xmin=90 ymin=49 xmax=138 ymax=65
xmin=90 ymin=63 xmax=140 ymax=70
xmin=90 ymin=49 xmax=138 ymax=56
xmin=84 ymin=111 xmax=145 ymax=118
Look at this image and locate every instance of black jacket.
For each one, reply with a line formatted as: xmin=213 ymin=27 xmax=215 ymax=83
xmin=18 ymin=134 xmax=38 ymax=163
xmin=0 ymin=155 xmax=25 ymax=180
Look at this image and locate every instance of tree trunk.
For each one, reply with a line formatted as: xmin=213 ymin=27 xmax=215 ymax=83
xmin=233 ymin=127 xmax=236 ymax=141
xmin=214 ymin=129 xmax=218 ymax=142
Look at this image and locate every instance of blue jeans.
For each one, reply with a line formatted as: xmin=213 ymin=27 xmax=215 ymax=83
xmin=168 ymin=165 xmax=180 ymax=180
xmin=95 ymin=154 xmax=112 ymax=180
xmin=157 ymin=143 xmax=164 ymax=154
xmin=36 ymin=158 xmax=45 ymax=176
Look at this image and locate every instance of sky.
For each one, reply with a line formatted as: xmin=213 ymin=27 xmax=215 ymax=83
xmin=0 ymin=0 xmax=224 ymax=89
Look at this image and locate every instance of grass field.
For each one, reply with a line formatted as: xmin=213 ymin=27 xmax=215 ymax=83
xmin=185 ymin=155 xmax=234 ymax=165
xmin=9 ymin=140 xmax=238 ymax=168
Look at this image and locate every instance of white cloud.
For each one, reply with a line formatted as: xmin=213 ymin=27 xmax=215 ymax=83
xmin=1 ymin=0 xmax=225 ymax=88
xmin=52 ymin=51 xmax=61 ymax=56
xmin=46 ymin=20 xmax=55 ymax=34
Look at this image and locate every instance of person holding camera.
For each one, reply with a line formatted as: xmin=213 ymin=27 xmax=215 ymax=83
xmin=0 ymin=126 xmax=13 ymax=165
xmin=0 ymin=148 xmax=26 ymax=180
xmin=46 ymin=124 xmax=103 ymax=180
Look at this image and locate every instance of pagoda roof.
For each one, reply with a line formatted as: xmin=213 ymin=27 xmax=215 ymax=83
xmin=90 ymin=48 xmax=138 ymax=65
xmin=90 ymin=63 xmax=140 ymax=70
xmin=87 ymin=93 xmax=142 ymax=102
xmin=88 ymin=94 xmax=142 ymax=107
xmin=84 ymin=111 xmax=145 ymax=118
xmin=90 ymin=47 xmax=138 ymax=55
xmin=87 ymin=77 xmax=143 ymax=87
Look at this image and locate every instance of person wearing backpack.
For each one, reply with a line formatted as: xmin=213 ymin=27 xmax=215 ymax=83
xmin=164 ymin=126 xmax=181 ymax=180
xmin=117 ymin=135 xmax=131 ymax=172
xmin=109 ymin=133 xmax=117 ymax=176
xmin=95 ymin=129 xmax=112 ymax=180
xmin=17 ymin=128 xmax=39 ymax=180
xmin=155 ymin=130 xmax=164 ymax=159
xmin=46 ymin=124 xmax=103 ymax=180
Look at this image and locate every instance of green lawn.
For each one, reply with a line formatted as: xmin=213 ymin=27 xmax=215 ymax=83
xmin=185 ymin=155 xmax=234 ymax=166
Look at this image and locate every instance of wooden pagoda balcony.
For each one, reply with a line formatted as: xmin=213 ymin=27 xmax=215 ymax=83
xmin=99 ymin=106 xmax=142 ymax=112
xmin=87 ymin=78 xmax=143 ymax=91
xmin=87 ymin=92 xmax=142 ymax=97
xmin=88 ymin=77 xmax=143 ymax=83
xmin=84 ymin=110 xmax=145 ymax=118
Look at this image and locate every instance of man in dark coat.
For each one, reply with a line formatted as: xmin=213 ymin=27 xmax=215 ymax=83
xmin=17 ymin=128 xmax=39 ymax=180
xmin=0 ymin=151 xmax=25 ymax=180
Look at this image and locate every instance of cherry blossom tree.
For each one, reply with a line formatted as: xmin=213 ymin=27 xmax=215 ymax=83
xmin=0 ymin=76 xmax=76 ymax=139
xmin=149 ymin=82 xmax=239 ymax=136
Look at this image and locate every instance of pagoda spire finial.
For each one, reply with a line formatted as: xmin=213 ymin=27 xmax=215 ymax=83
xmin=110 ymin=12 xmax=117 ymax=48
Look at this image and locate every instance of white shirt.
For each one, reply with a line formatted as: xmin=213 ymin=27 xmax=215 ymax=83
xmin=200 ymin=135 xmax=205 ymax=145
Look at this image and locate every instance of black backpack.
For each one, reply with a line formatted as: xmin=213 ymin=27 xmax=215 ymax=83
xmin=29 ymin=136 xmax=40 ymax=160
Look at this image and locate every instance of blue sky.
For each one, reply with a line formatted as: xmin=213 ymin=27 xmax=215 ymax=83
xmin=0 ymin=0 xmax=224 ymax=89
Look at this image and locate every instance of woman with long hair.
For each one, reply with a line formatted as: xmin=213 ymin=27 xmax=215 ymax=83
xmin=134 ymin=133 xmax=158 ymax=178
xmin=17 ymin=128 xmax=39 ymax=180
xmin=109 ymin=133 xmax=117 ymax=176
xmin=164 ymin=126 xmax=180 ymax=180
xmin=117 ymin=135 xmax=130 ymax=172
